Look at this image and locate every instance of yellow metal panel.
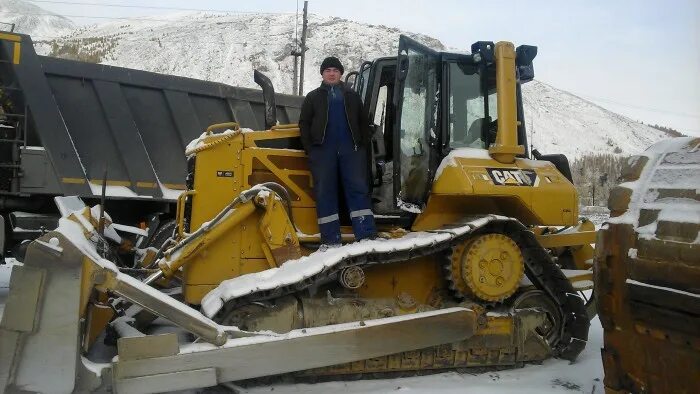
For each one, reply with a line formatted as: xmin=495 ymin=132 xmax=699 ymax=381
xmin=136 ymin=182 xmax=157 ymax=188
xmin=240 ymin=143 xmax=319 ymax=235
xmin=161 ymin=201 xmax=256 ymax=278
xmin=85 ymin=303 xmax=114 ymax=348
xmin=182 ymin=133 xmax=244 ymax=303
xmin=179 ymin=128 xmax=323 ymax=303
xmin=270 ymin=123 xmax=300 ymax=130
xmin=476 ymin=315 xmax=514 ymax=336
xmin=358 ymin=257 xmax=443 ymax=306
xmin=240 ymin=214 xmax=266 ymax=259
xmin=243 ymin=129 xmax=301 ymax=148
xmin=241 ymin=147 xmax=315 ymax=205
xmin=13 ymin=42 xmax=21 ymax=64
xmin=62 ymin=177 xmax=86 ymax=184
xmin=184 ymin=285 xmax=217 ymax=305
xmin=536 ymin=230 xmax=597 ymax=248
xmin=419 ymin=155 xmax=578 ymax=229
xmin=89 ymin=179 xmax=132 ymax=187
xmin=0 ymin=33 xmax=21 ymax=42
xmin=189 ymin=135 xmax=244 ymax=229
xmin=162 ymin=183 xmax=186 ymax=189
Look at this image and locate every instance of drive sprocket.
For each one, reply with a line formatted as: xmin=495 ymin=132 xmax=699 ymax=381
xmin=447 ymin=233 xmax=524 ymax=302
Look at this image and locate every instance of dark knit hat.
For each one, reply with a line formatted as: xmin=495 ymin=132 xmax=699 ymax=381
xmin=320 ymin=56 xmax=344 ymax=75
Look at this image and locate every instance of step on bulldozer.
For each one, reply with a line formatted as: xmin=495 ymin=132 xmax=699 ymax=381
xmin=0 ymin=35 xmax=597 ymax=393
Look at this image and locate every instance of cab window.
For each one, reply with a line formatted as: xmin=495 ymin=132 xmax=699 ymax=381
xmin=448 ymin=63 xmax=497 ymax=149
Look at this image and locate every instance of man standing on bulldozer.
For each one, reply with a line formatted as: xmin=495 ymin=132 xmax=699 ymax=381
xmin=299 ymin=56 xmax=377 ymax=248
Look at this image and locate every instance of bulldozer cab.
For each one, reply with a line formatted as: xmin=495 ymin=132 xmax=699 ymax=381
xmin=355 ymin=35 xmax=533 ymax=218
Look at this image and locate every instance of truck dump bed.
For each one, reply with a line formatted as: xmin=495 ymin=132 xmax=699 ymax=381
xmin=0 ymin=33 xmax=303 ymax=201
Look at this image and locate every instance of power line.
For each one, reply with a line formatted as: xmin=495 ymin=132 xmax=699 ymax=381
xmin=27 ymin=31 xmax=293 ymax=43
xmin=31 ymin=37 xmax=281 ymax=45
xmin=575 ymin=92 xmax=700 ymax=119
xmin=578 ymin=94 xmax=700 ymax=132
xmin=1 ymin=11 xmax=206 ymax=22
xmin=2 ymin=10 xmax=294 ymax=23
xmin=26 ymin=0 xmax=294 ymax=15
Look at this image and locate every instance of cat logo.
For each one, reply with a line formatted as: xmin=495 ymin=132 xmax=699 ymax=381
xmin=487 ymin=168 xmax=539 ymax=187
xmin=216 ymin=170 xmax=234 ymax=178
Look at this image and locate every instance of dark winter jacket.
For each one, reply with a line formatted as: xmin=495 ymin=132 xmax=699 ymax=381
xmin=298 ymin=82 xmax=371 ymax=153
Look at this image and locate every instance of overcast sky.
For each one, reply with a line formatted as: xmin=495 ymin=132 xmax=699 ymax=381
xmin=26 ymin=0 xmax=700 ymax=136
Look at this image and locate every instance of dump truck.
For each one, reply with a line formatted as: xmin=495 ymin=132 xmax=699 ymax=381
xmin=0 ymin=32 xmax=303 ymax=259
xmin=595 ymin=137 xmax=700 ymax=393
xmin=1 ymin=34 xmax=599 ymax=393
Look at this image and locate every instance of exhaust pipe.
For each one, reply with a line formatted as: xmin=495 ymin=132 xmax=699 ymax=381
xmin=254 ymin=70 xmax=277 ymax=130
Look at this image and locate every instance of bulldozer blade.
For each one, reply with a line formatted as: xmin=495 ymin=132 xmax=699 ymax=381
xmin=112 ymin=307 xmax=477 ymax=392
xmin=0 ymin=235 xmax=84 ymax=394
xmin=1 ymin=227 xmax=477 ymax=393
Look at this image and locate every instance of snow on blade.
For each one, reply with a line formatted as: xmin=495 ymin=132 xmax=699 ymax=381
xmin=607 ymin=137 xmax=700 ymax=243
xmin=626 ymin=279 xmax=700 ymax=299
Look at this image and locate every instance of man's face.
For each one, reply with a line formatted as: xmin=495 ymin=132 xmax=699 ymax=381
xmin=322 ymin=67 xmax=342 ymax=85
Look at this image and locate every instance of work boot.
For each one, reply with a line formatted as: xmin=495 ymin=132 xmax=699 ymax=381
xmin=357 ymin=234 xmax=378 ymax=242
xmin=318 ymin=243 xmax=342 ymax=252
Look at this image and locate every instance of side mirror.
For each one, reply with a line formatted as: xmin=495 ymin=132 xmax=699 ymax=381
xmin=470 ymin=41 xmax=495 ymax=64
xmin=516 ymin=45 xmax=538 ymax=83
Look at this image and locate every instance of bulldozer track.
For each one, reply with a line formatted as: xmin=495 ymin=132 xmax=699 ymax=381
xmin=215 ymin=215 xmax=589 ymax=365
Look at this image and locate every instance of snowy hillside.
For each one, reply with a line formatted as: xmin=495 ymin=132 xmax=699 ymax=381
xmin=34 ymin=12 xmax=443 ymax=97
xmin=522 ymin=81 xmax=671 ymax=158
xmin=0 ymin=0 xmax=75 ymax=37
xmin=16 ymin=0 xmax=673 ymax=159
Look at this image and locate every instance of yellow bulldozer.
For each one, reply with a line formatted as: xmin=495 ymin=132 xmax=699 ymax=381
xmin=0 ymin=35 xmax=598 ymax=393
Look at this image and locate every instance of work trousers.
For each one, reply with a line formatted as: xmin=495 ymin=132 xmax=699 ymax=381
xmin=309 ymin=143 xmax=377 ymax=244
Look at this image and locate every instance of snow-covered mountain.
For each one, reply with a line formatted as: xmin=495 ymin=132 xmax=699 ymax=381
xmin=34 ymin=12 xmax=444 ymax=96
xmin=0 ymin=0 xmax=75 ymax=38
xmin=522 ymin=81 xmax=671 ymax=158
xmin=14 ymin=1 xmax=674 ymax=158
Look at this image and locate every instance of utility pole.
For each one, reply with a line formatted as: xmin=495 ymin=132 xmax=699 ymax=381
xmin=529 ymin=119 xmax=534 ymax=155
xmin=291 ymin=1 xmax=300 ymax=95
xmin=292 ymin=56 xmax=299 ymax=95
xmin=298 ymin=1 xmax=308 ymax=96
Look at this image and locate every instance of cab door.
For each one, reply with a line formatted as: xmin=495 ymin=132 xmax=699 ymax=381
xmin=393 ymin=35 xmax=440 ymax=210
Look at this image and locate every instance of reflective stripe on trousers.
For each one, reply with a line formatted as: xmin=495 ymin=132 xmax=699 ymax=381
xmin=308 ymin=142 xmax=377 ymax=244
